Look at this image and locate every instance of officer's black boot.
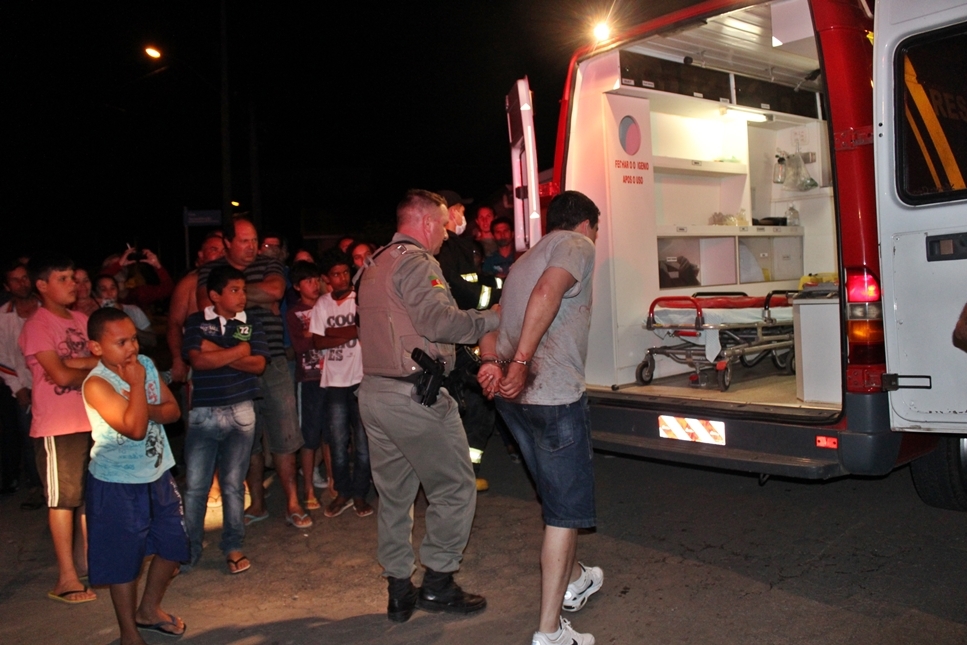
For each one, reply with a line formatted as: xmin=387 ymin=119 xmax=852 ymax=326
xmin=387 ymin=576 xmax=419 ymax=623
xmin=417 ymin=568 xmax=487 ymax=615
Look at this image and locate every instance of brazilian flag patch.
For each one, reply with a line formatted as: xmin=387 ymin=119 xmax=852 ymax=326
xmin=233 ymin=324 xmax=252 ymax=341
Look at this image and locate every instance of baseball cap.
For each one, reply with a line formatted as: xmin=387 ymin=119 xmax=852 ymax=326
xmin=437 ymin=190 xmax=473 ymax=209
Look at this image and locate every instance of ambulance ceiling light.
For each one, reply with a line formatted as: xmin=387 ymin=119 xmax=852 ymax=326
xmin=721 ymin=106 xmax=771 ymax=123
xmin=771 ymin=0 xmax=813 ymax=48
xmin=594 ymin=22 xmax=611 ymax=43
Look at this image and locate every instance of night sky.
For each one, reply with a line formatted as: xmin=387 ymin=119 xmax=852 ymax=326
xmin=3 ymin=0 xmax=699 ymax=271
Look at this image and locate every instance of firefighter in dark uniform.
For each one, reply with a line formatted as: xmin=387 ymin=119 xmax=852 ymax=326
xmin=435 ymin=189 xmax=500 ymax=492
xmin=356 ymin=189 xmax=499 ymax=623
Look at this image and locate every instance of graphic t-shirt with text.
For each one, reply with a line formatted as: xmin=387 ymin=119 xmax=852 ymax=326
xmin=308 ymin=292 xmax=362 ymax=388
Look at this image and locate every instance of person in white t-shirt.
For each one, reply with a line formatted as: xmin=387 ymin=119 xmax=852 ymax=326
xmin=309 ymin=250 xmax=373 ymax=518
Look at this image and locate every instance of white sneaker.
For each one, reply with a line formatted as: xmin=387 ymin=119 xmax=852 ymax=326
xmin=532 ymin=617 xmax=595 ymax=645
xmin=562 ymin=563 xmax=603 ymax=612
xmin=313 ymin=469 xmax=329 ymax=489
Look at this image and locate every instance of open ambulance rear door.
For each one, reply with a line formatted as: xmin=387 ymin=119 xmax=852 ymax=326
xmin=874 ymin=0 xmax=967 ymax=434
xmin=506 ymin=77 xmax=543 ymax=252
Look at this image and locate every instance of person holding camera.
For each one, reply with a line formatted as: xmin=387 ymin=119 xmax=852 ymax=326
xmin=356 ymin=189 xmax=499 ymax=623
xmin=100 ymin=247 xmax=174 ymax=311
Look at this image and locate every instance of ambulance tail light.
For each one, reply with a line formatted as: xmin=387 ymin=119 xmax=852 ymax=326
xmin=845 ymin=267 xmax=885 ymax=365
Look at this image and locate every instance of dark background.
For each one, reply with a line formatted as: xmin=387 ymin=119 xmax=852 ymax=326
xmin=2 ymin=0 xmax=698 ymax=272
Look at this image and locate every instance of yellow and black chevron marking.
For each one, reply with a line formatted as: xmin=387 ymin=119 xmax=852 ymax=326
xmin=903 ymin=54 xmax=966 ymax=193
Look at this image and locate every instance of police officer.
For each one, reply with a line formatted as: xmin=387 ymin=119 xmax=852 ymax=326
xmin=356 ymin=189 xmax=499 ymax=623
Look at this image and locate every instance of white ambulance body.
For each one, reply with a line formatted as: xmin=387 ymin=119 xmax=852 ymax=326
xmin=506 ymin=0 xmax=967 ymax=508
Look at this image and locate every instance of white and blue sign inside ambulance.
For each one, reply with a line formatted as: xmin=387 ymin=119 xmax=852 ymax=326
xmin=506 ymin=0 xmax=967 ymax=509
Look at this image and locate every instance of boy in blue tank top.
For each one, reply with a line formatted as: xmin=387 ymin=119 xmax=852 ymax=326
xmin=83 ymin=308 xmax=188 ymax=643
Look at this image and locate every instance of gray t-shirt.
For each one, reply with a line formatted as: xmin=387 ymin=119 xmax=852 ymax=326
xmin=496 ymin=229 xmax=595 ymax=405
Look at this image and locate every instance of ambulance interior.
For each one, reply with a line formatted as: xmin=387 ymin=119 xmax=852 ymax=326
xmin=574 ymin=0 xmax=843 ymax=417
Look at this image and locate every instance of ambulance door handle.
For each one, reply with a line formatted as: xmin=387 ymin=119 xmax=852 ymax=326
xmin=925 ymin=233 xmax=967 ymax=262
xmin=882 ymin=374 xmax=932 ymax=392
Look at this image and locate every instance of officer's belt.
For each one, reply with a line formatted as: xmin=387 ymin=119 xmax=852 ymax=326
xmin=381 ymin=373 xmax=422 ymax=385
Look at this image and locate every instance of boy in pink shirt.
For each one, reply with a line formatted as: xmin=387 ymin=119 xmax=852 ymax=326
xmin=18 ymin=255 xmax=100 ymax=604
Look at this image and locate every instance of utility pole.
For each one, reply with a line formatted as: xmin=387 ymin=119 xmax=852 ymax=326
xmin=220 ymin=0 xmax=233 ymax=231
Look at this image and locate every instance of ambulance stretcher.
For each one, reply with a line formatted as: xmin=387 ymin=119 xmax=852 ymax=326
xmin=636 ymin=292 xmax=797 ymax=391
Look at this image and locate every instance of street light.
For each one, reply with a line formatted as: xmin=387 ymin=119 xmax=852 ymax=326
xmin=142 ymin=7 xmax=234 ymax=230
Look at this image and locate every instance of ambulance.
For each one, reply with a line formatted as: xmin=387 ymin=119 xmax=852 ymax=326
xmin=505 ymin=0 xmax=967 ymax=509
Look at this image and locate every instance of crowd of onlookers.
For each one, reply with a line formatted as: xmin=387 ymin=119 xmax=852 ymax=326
xmin=0 ymin=190 xmax=522 ymax=606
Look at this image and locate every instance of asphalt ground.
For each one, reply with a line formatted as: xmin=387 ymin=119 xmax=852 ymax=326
xmin=2 ymin=432 xmax=966 ymax=645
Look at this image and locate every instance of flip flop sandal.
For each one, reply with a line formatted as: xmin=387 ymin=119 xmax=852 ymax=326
xmin=243 ymin=511 xmax=269 ymax=526
xmin=353 ymin=500 xmax=375 ymax=517
xmin=47 ymin=586 xmax=96 ymax=605
xmin=286 ymin=512 xmax=313 ymax=528
xmin=226 ymin=555 xmax=251 ymax=574
xmin=324 ymin=497 xmax=354 ymax=518
xmin=136 ymin=611 xmax=187 ymax=637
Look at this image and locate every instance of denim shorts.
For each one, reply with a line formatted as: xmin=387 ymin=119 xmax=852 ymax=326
xmin=298 ymin=381 xmax=329 ymax=450
xmin=495 ymin=394 xmax=596 ymax=529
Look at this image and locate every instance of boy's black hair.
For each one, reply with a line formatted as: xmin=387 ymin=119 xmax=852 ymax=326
xmin=290 ymin=260 xmax=321 ymax=285
xmin=318 ymin=249 xmax=352 ymax=276
xmin=27 ymin=254 xmax=74 ymax=287
xmin=546 ymin=191 xmax=600 ymax=233
xmin=88 ymin=307 xmax=131 ymax=342
xmin=207 ymin=265 xmax=247 ymax=297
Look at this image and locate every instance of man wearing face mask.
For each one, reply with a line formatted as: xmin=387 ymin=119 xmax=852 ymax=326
xmin=434 ymin=190 xmax=485 ymax=311
xmin=435 ymin=190 xmax=500 ymax=492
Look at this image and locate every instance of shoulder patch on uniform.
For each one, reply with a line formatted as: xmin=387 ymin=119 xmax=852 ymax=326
xmin=430 ymin=276 xmax=445 ymax=289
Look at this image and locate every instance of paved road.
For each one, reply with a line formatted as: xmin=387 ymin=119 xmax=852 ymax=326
xmin=1 ymin=436 xmax=965 ymax=644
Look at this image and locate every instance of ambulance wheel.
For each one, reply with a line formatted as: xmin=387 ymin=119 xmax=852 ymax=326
xmin=910 ymin=436 xmax=967 ymax=511
xmin=717 ymin=363 xmax=732 ymax=391
xmin=635 ymin=355 xmax=654 ymax=385
xmin=772 ymin=349 xmax=791 ymax=371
